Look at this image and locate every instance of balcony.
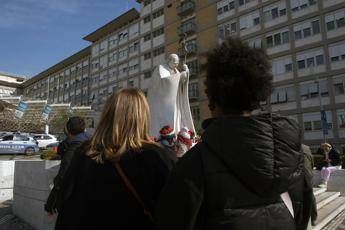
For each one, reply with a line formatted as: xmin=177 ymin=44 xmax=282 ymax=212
xmin=178 ymin=43 xmax=197 ymax=57
xmin=177 ymin=1 xmax=195 ymax=17
xmin=178 ymin=22 xmax=196 ymax=36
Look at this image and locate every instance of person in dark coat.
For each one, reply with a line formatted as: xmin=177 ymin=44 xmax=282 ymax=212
xmin=301 ymin=144 xmax=317 ymax=226
xmin=45 ymin=116 xmax=89 ymax=214
xmin=55 ymin=88 xmax=172 ymax=230
xmin=155 ymin=38 xmax=308 ymax=230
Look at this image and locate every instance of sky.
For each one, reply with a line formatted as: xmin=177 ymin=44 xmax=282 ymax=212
xmin=0 ymin=0 xmax=140 ymax=78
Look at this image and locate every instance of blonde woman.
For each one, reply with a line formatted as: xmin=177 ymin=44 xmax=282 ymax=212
xmin=55 ymin=88 xmax=172 ymax=230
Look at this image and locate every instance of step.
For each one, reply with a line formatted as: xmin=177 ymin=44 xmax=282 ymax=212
xmin=315 ymin=191 xmax=341 ymax=210
xmin=313 ymin=187 xmax=327 ymax=196
xmin=312 ymin=196 xmax=345 ymax=230
xmin=321 ymin=209 xmax=345 ymax=230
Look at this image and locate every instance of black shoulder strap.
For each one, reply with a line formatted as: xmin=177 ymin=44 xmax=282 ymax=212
xmin=112 ymin=162 xmax=155 ymax=223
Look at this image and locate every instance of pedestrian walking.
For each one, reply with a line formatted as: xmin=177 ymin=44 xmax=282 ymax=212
xmin=301 ymin=144 xmax=318 ymax=227
xmin=155 ymin=38 xmax=309 ymax=230
xmin=55 ymin=88 xmax=172 ymax=230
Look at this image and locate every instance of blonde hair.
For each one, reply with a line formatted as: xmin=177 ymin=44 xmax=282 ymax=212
xmin=88 ymin=88 xmax=153 ymax=162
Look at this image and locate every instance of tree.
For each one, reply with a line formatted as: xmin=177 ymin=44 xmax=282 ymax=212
xmin=48 ymin=109 xmax=87 ymax=137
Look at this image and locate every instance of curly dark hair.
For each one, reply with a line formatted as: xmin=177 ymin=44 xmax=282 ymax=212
xmin=204 ymin=38 xmax=272 ymax=113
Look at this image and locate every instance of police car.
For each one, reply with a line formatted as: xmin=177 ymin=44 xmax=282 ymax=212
xmin=0 ymin=134 xmax=39 ymax=155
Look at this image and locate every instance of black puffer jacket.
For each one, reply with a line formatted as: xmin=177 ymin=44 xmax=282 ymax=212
xmin=45 ymin=132 xmax=90 ymax=213
xmin=156 ymin=113 xmax=307 ymax=230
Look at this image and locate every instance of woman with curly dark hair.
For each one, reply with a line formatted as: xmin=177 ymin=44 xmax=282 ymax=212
xmin=156 ymin=38 xmax=309 ymax=230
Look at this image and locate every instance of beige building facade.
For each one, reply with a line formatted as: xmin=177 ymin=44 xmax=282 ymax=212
xmin=0 ymin=72 xmax=25 ymax=97
xmin=20 ymin=0 xmax=345 ymax=150
xmin=21 ymin=47 xmax=91 ymax=106
xmin=161 ymin=0 xmax=345 ymax=152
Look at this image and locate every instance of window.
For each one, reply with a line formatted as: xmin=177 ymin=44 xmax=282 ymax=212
xmin=325 ymin=10 xmax=345 ymax=32
xmin=329 ymin=42 xmax=345 ymax=63
xmin=191 ymin=106 xmax=200 ymax=122
xmin=144 ymin=34 xmax=151 ymax=42
xmin=253 ymin=17 xmax=260 ymax=25
xmin=270 ymin=86 xmax=296 ymax=104
xmin=153 ymin=28 xmax=164 ymax=37
xmin=282 ymin=31 xmax=289 ymax=43
xmin=266 ymin=36 xmax=273 ymax=48
xmin=153 ymin=47 xmax=164 ymax=56
xmin=290 ymin=0 xmax=317 ymax=13
xmin=295 ymin=30 xmax=302 ymax=39
xmin=144 ymin=71 xmax=152 ymax=79
xmin=128 ymin=80 xmax=134 ymax=87
xmin=334 ymin=77 xmax=345 ymax=95
xmin=327 ymin=21 xmax=335 ymax=31
xmin=315 ymin=55 xmax=324 ymax=65
xmin=118 ymin=32 xmax=128 ymax=41
xmin=337 ymin=17 xmax=345 ymax=28
xmin=238 ymin=0 xmax=251 ymax=6
xmin=337 ymin=110 xmax=345 ymax=128
xmin=297 ymin=49 xmax=325 ymax=71
xmin=285 ymin=63 xmax=293 ymax=72
xmin=303 ymin=28 xmax=311 ymax=37
xmin=229 ymin=1 xmax=235 ymax=10
xmin=129 ymin=42 xmax=139 ymax=53
xmin=144 ymin=16 xmax=151 ymax=23
xmin=306 ymin=57 xmax=315 ymax=67
xmin=272 ymin=8 xmax=279 ymax=19
xmin=294 ymin=20 xmax=320 ymax=40
xmin=118 ymin=49 xmax=128 ymax=59
xmin=223 ymin=22 xmax=236 ymax=37
xmin=304 ymin=121 xmax=312 ymax=131
xmin=219 ymin=21 xmax=237 ymax=38
xmin=311 ymin=20 xmax=320 ymax=34
xmin=263 ymin=3 xmax=287 ymax=23
xmin=144 ymin=0 xmax=150 ymax=6
xmin=298 ymin=60 xmax=306 ymax=69
xmin=300 ymin=80 xmax=328 ymax=99
xmin=231 ymin=23 xmax=236 ymax=33
xmin=180 ymin=18 xmax=196 ymax=34
xmin=109 ymin=52 xmax=117 ymax=62
xmin=266 ymin=30 xmax=289 ymax=48
xmin=313 ymin=120 xmax=322 ymax=130
xmin=152 ymin=8 xmax=164 ymax=19
xmin=274 ymin=33 xmax=281 ymax=45
xmin=239 ymin=11 xmax=260 ymax=31
xmin=331 ymin=56 xmax=340 ymax=62
xmin=144 ymin=52 xmax=151 ymax=60
xmin=187 ymin=60 xmax=198 ymax=75
xmin=188 ymin=82 xmax=199 ymax=98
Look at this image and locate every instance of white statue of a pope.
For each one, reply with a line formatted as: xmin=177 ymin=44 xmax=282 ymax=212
xmin=147 ymin=54 xmax=195 ymax=138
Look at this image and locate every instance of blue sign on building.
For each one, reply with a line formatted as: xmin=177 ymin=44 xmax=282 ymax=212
xmin=15 ymin=101 xmax=28 ymax=119
xmin=42 ymin=105 xmax=53 ymax=120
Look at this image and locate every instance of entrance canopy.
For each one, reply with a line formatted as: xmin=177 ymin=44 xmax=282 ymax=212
xmin=0 ymin=96 xmax=92 ymax=133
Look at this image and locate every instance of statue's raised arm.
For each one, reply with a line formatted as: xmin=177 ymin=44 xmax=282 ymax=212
xmin=147 ymin=54 xmax=195 ymax=139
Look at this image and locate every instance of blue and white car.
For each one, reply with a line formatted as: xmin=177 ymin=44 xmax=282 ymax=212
xmin=0 ymin=134 xmax=39 ymax=155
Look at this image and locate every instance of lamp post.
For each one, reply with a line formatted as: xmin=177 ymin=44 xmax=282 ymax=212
xmin=315 ymin=76 xmax=327 ymax=143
